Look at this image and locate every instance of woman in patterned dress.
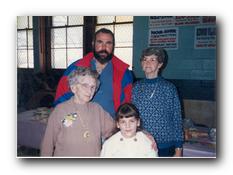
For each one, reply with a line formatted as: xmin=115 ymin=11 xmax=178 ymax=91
xmin=132 ymin=47 xmax=184 ymax=157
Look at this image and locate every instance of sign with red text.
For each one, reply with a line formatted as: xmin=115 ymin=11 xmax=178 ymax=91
xmin=149 ymin=27 xmax=178 ymax=49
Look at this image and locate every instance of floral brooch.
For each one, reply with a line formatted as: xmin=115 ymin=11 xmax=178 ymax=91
xmin=62 ymin=113 xmax=78 ymax=127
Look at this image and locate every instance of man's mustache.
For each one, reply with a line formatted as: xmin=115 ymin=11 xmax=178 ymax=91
xmin=97 ymin=50 xmax=109 ymax=54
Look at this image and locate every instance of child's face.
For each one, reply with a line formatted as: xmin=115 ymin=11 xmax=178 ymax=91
xmin=117 ymin=116 xmax=140 ymax=138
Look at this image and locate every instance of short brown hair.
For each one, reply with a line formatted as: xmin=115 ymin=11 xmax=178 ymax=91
xmin=140 ymin=47 xmax=166 ymax=63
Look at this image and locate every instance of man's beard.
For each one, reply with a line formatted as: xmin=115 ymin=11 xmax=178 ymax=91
xmin=93 ymin=50 xmax=113 ymax=64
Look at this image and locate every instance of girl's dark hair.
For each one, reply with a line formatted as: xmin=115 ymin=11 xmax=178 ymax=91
xmin=115 ymin=103 xmax=140 ymax=122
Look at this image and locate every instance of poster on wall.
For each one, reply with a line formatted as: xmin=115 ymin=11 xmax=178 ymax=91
xmin=175 ymin=16 xmax=201 ymax=26
xmin=149 ymin=16 xmax=175 ymax=28
xmin=149 ymin=16 xmax=216 ymax=28
xmin=194 ymin=26 xmax=216 ymax=49
xmin=148 ymin=27 xmax=178 ymax=49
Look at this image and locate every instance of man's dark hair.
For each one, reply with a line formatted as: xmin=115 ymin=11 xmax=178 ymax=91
xmin=94 ymin=28 xmax=115 ymax=47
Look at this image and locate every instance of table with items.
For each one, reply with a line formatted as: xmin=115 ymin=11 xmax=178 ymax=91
xmin=17 ymin=107 xmax=51 ymax=149
xmin=17 ymin=110 xmax=216 ymax=157
xmin=183 ymin=123 xmax=216 ymax=157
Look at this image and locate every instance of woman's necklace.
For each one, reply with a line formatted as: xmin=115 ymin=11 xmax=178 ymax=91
xmin=145 ymin=76 xmax=158 ymax=99
xmin=76 ymin=111 xmax=90 ymax=139
xmin=140 ymin=82 xmax=157 ymax=99
xmin=73 ymin=98 xmax=91 ymax=139
xmin=149 ymin=89 xmax=156 ymax=99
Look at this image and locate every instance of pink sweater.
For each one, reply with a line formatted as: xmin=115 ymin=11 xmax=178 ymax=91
xmin=41 ymin=97 xmax=116 ymax=157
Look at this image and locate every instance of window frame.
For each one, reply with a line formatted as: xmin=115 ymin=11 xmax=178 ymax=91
xmin=17 ymin=16 xmax=34 ymax=69
xmin=50 ymin=16 xmax=84 ymax=69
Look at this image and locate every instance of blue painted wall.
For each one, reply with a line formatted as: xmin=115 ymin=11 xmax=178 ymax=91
xmin=133 ymin=16 xmax=216 ymax=80
xmin=132 ymin=16 xmax=216 ymax=100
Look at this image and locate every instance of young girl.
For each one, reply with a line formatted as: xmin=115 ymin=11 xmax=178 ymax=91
xmin=100 ymin=103 xmax=158 ymax=158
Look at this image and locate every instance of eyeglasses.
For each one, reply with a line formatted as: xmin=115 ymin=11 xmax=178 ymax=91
xmin=79 ymin=82 xmax=97 ymax=92
xmin=141 ymin=57 xmax=157 ymax=62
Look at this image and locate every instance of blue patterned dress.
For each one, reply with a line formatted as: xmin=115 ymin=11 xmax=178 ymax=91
xmin=132 ymin=76 xmax=184 ymax=149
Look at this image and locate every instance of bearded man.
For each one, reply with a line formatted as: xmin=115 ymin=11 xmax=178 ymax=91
xmin=54 ymin=28 xmax=133 ymax=117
